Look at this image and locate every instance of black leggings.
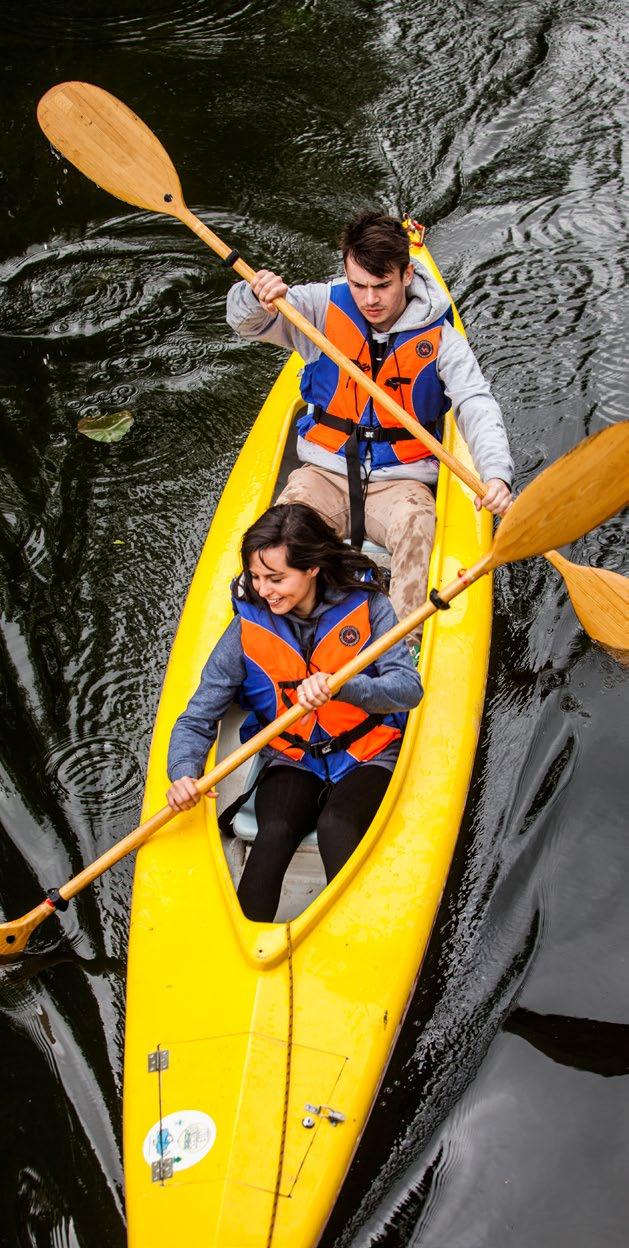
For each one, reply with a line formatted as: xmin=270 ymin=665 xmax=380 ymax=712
xmin=237 ymin=764 xmax=391 ymax=922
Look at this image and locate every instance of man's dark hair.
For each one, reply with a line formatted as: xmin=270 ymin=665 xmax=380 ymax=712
xmin=340 ymin=212 xmax=410 ymax=278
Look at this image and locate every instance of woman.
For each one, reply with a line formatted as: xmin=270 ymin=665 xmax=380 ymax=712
xmin=167 ymin=503 xmax=422 ymax=922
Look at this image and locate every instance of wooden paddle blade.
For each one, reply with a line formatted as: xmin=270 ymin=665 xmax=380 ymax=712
xmin=37 ymin=82 xmax=185 ymax=216
xmin=488 ymin=423 xmax=629 ymax=569
xmin=0 ymin=902 xmax=52 ymax=959
xmin=545 ymin=551 xmax=629 ymax=653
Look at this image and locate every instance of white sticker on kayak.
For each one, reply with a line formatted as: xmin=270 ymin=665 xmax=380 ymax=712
xmin=143 ymin=1109 xmax=216 ymax=1173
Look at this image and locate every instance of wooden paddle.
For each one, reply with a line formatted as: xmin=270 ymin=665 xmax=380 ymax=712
xmin=1 ymin=422 xmax=627 ymax=958
xmin=36 ymin=82 xmax=629 ymax=654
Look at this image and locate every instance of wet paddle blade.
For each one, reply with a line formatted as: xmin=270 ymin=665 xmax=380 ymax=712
xmin=0 ymin=903 xmax=52 ymax=959
xmin=37 ymin=81 xmax=185 ymax=216
xmin=545 ymin=550 xmax=629 ymax=656
xmin=489 ymin=424 xmax=629 ymax=569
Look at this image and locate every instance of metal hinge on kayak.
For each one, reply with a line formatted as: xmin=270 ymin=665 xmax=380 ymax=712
xmin=152 ymin=1158 xmax=174 ymax=1183
xmin=148 ymin=1048 xmax=169 ymax=1072
xmin=302 ymin=1102 xmax=346 ymax=1127
xmin=148 ymin=1047 xmax=173 ymax=1182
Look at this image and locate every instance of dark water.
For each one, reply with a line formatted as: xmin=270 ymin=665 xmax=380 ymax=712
xmin=0 ymin=3 xmax=627 ymax=1245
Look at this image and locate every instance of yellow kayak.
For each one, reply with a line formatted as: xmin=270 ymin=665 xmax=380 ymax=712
xmin=123 ymin=241 xmax=492 ymax=1247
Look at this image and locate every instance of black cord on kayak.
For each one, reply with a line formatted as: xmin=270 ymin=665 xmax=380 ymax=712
xmin=220 ymin=249 xmax=240 ymax=268
xmin=46 ymin=888 xmax=70 ymax=912
xmin=429 ymin=588 xmax=451 ymax=611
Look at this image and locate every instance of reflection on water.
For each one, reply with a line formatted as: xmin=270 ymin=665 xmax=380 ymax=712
xmin=504 ymin=1008 xmax=629 ymax=1078
xmin=1 ymin=1 xmax=627 ymax=1245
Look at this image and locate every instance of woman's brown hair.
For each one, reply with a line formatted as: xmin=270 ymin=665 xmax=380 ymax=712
xmin=240 ymin=503 xmax=386 ymax=604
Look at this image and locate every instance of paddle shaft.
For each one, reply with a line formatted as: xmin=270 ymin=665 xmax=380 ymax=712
xmin=4 ymin=413 xmax=628 ymax=953
xmin=179 ymin=209 xmax=487 ymax=498
xmin=24 ymin=555 xmax=491 ymax=914
xmin=8 ymin=84 xmax=623 ymax=958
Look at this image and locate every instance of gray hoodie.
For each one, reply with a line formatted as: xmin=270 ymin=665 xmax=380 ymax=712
xmin=226 ymin=262 xmax=514 ymax=488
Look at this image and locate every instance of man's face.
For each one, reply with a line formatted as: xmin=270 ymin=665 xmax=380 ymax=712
xmin=344 ymin=255 xmax=414 ymax=332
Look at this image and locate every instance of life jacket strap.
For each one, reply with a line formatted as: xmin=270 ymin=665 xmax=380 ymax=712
xmin=312 ymin=405 xmax=418 ymax=548
xmin=312 ymin=406 xmax=417 ymax=444
xmin=278 ymin=713 xmax=388 ymax=759
xmin=383 ymin=376 xmax=411 ymax=392
xmin=279 ymin=680 xmax=306 ymax=709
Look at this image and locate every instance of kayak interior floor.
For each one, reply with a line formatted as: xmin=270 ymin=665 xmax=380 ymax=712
xmin=215 ymin=704 xmax=327 ymax=922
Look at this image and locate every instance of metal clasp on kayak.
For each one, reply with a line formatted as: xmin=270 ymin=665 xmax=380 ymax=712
xmin=303 ymin=1102 xmax=346 ymax=1126
xmin=152 ymin=1158 xmax=173 ymax=1183
xmin=148 ymin=1048 xmax=169 ymax=1072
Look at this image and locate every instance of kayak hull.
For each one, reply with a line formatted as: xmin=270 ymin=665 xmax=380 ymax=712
xmin=123 ymin=246 xmax=492 ymax=1246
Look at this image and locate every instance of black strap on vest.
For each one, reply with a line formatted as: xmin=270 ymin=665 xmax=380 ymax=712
xmin=311 ymin=406 xmax=417 ymax=548
xmin=278 ymin=712 xmax=387 ymax=759
xmin=347 ymin=428 xmax=366 ymax=549
xmin=277 ymin=680 xmax=389 ymax=758
xmin=311 ymin=408 xmax=416 ymax=445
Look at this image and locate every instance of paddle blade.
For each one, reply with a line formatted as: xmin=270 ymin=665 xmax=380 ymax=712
xmin=37 ymin=82 xmax=185 ymax=216
xmin=545 ymin=551 xmax=629 ymax=656
xmin=0 ymin=903 xmax=51 ymax=959
xmin=489 ymin=423 xmax=629 ymax=568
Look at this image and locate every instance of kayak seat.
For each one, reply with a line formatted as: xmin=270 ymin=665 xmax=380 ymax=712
xmin=342 ymin=536 xmax=389 ymax=561
xmin=360 ymin=538 xmax=388 ymax=558
xmin=232 ymin=759 xmax=318 ymax=850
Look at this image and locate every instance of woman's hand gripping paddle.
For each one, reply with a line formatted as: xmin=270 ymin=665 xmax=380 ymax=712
xmin=1 ymin=423 xmax=627 ymax=958
xmin=37 ymin=82 xmax=629 ymax=654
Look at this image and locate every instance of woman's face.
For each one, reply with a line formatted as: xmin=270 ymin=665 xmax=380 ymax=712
xmin=249 ymin=545 xmax=319 ymax=616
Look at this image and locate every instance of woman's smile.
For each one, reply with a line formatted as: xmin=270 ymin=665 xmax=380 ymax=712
xmin=248 ymin=545 xmax=319 ymax=617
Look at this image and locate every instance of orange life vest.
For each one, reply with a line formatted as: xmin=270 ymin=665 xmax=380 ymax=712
xmin=234 ymin=588 xmax=405 ymax=782
xmin=298 ymin=278 xmax=451 ymax=470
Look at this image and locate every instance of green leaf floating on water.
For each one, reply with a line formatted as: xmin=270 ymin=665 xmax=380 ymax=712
xmin=77 ymin=410 xmax=134 ymax=443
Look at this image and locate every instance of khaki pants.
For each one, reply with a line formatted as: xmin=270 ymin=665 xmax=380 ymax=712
xmin=277 ymin=465 xmax=435 ymax=644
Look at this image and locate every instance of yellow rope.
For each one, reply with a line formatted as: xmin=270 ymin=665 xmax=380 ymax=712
xmin=265 ymin=921 xmax=294 ymax=1248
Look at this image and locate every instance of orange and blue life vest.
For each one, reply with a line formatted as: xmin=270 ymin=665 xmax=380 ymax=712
xmin=297 ymin=278 xmax=452 ymax=471
xmin=233 ymin=587 xmax=406 ymax=783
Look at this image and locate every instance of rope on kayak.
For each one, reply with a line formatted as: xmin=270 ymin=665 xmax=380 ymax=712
xmin=155 ymin=1042 xmax=166 ymax=1185
xmin=266 ymin=920 xmax=295 ymax=1248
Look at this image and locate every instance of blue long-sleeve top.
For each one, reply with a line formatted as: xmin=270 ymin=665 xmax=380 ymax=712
xmin=168 ymin=587 xmax=423 ymax=782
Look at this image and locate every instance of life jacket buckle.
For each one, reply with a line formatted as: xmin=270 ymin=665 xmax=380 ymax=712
xmin=384 ymin=376 xmax=411 ymax=391
xmin=307 ymin=739 xmax=335 ymax=759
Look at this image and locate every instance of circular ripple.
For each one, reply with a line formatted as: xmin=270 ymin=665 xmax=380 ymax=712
xmin=44 ymin=735 xmax=143 ymax=821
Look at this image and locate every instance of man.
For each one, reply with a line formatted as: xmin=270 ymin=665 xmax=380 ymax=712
xmin=226 ymin=212 xmax=513 ymax=654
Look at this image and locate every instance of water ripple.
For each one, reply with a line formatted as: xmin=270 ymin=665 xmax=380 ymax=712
xmin=4 ymin=1 xmax=267 ymax=51
xmin=2 ymin=1 xmax=628 ymax=1246
xmin=44 ymin=735 xmax=144 ymax=827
